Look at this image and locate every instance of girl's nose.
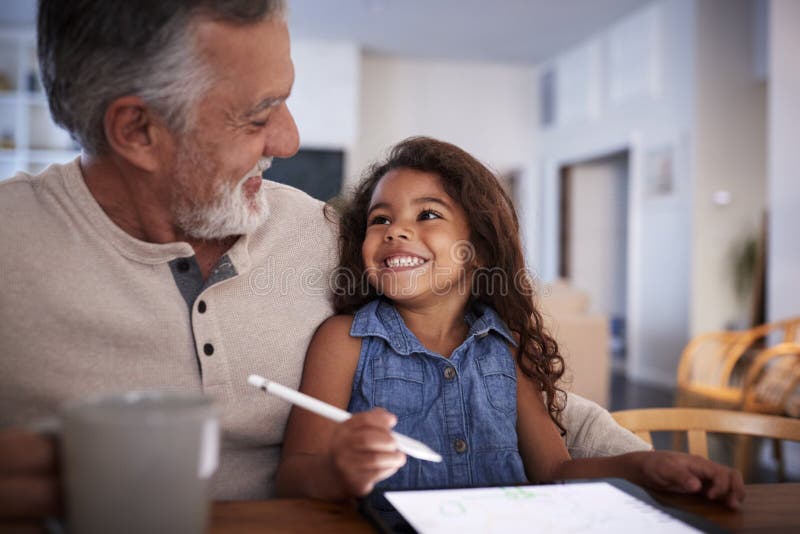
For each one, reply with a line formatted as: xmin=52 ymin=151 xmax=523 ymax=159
xmin=384 ymin=224 xmax=411 ymax=241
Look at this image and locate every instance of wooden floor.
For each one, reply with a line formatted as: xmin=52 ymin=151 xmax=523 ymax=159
xmin=609 ymin=370 xmax=800 ymax=482
xmin=609 ymin=369 xmax=674 ymax=412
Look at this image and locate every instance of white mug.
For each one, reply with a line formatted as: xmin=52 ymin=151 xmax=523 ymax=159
xmin=59 ymin=391 xmax=219 ymax=534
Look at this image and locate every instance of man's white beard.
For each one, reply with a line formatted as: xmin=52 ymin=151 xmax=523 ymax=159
xmin=173 ymin=156 xmax=273 ymax=241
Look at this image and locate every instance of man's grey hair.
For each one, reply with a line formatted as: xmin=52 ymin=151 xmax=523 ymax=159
xmin=37 ymin=0 xmax=287 ymax=155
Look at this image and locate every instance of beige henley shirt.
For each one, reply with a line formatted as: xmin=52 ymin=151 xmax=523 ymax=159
xmin=0 ymin=158 xmax=338 ymax=499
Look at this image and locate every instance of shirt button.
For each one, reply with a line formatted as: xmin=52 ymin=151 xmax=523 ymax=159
xmin=453 ymin=438 xmax=468 ymax=453
xmin=177 ymin=259 xmax=190 ymax=273
xmin=203 ymin=343 xmax=214 ymax=356
xmin=198 ymin=300 xmax=207 ymax=313
xmin=443 ymin=366 xmax=456 ymax=380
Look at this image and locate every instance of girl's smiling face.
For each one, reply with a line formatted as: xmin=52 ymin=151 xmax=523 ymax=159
xmin=362 ymin=168 xmax=474 ymax=306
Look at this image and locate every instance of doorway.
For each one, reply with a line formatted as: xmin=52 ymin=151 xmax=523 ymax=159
xmin=559 ymin=151 xmax=630 ymax=369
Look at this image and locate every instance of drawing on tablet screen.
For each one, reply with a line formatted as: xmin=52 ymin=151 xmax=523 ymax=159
xmin=438 ymin=501 xmax=465 ymax=516
xmin=385 ymin=482 xmax=701 ymax=534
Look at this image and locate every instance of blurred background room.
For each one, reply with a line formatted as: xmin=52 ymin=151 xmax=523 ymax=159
xmin=1 ymin=0 xmax=798 ymax=481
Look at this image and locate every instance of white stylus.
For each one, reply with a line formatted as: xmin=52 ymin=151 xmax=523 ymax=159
xmin=247 ymin=374 xmax=442 ymax=463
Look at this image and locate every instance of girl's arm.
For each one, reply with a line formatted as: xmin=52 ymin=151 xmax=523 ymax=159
xmin=275 ymin=315 xmax=406 ymax=500
xmin=515 ymin=366 xmax=745 ymax=509
xmin=515 ymin=362 xmax=572 ymax=482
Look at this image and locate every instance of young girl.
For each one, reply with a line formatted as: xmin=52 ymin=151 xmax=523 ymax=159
xmin=276 ymin=137 xmax=744 ymax=511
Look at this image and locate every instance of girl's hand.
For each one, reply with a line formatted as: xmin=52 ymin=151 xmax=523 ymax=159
xmin=631 ymin=450 xmax=745 ymax=509
xmin=328 ymin=408 xmax=407 ymax=497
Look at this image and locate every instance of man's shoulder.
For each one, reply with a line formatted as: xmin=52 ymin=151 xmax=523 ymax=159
xmin=261 ymin=180 xmax=337 ymax=235
xmin=0 ymin=166 xmax=72 ymax=271
xmin=0 ymin=171 xmax=42 ymax=209
xmin=1 ymin=160 xmax=73 ymax=201
xmin=253 ymin=181 xmax=338 ymax=253
xmin=262 ymin=180 xmax=327 ymax=214
xmin=0 ymin=165 xmax=67 ymax=227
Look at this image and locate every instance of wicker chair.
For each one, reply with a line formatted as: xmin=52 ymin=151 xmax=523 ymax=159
xmin=676 ymin=317 xmax=800 ymax=412
xmin=741 ymin=342 xmax=800 ymax=416
xmin=674 ymin=320 xmax=800 ymax=479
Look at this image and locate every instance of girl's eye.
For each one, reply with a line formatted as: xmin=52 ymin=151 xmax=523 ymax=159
xmin=369 ymin=215 xmax=391 ymax=225
xmin=418 ymin=209 xmax=442 ymax=221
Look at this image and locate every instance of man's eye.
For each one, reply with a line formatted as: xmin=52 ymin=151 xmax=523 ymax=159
xmin=250 ymin=120 xmax=267 ymax=128
xmin=419 ymin=209 xmax=442 ymax=221
xmin=369 ymin=215 xmax=390 ymax=225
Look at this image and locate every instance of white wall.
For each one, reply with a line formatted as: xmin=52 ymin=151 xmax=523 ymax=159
xmin=289 ymin=39 xmax=361 ymax=153
xmin=295 ymin=48 xmax=542 ymax=269
xmin=0 ymin=1 xmax=35 ymax=25
xmin=568 ymin=155 xmax=629 ymax=318
xmin=354 ymin=54 xmax=541 ymax=261
xmin=354 ymin=55 xmax=538 ymax=181
xmin=536 ymin=0 xmax=696 ymax=386
xmin=767 ymin=0 xmax=800 ymax=323
xmin=691 ymin=0 xmax=767 ymax=335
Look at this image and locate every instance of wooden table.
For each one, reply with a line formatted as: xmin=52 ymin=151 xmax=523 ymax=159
xmin=211 ymin=483 xmax=800 ymax=533
xmin=653 ymin=483 xmax=800 ymax=533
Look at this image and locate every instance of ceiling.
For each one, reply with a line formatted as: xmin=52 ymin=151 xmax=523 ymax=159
xmin=287 ymin=0 xmax=652 ymax=63
xmin=1 ymin=0 xmax=652 ymax=64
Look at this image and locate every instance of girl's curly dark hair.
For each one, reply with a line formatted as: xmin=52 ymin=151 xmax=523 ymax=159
xmin=327 ymin=136 xmax=566 ymax=432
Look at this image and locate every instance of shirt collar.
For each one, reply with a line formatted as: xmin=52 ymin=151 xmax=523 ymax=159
xmin=464 ymin=301 xmax=517 ymax=347
xmin=350 ymin=298 xmax=517 ymax=356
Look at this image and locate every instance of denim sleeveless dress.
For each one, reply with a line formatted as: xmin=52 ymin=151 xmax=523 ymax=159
xmin=348 ymin=298 xmax=528 ymax=492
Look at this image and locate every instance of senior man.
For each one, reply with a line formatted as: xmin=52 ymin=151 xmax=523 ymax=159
xmin=0 ymin=0 xmax=647 ymax=520
xmin=0 ymin=0 xmax=337 ymax=512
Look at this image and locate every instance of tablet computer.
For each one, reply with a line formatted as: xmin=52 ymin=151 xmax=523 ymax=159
xmin=359 ymin=478 xmax=728 ymax=534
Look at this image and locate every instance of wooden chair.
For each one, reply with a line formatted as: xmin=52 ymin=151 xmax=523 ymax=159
xmin=611 ymin=407 xmax=800 ymax=480
xmin=741 ymin=342 xmax=800 ymax=416
xmin=676 ymin=317 xmax=800 ymax=411
xmin=674 ymin=321 xmax=800 ymax=480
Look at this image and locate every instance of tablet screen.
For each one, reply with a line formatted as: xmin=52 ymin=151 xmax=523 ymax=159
xmin=383 ymin=482 xmax=703 ymax=534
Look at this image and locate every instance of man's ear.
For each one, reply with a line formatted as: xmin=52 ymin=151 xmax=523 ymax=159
xmin=103 ymin=96 xmax=170 ymax=173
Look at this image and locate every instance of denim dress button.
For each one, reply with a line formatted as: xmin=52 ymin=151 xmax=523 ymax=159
xmin=453 ymin=438 xmax=468 ymax=453
xmin=443 ymin=366 xmax=456 ymax=380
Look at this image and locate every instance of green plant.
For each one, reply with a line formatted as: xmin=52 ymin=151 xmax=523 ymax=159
xmin=730 ymin=235 xmax=758 ymax=303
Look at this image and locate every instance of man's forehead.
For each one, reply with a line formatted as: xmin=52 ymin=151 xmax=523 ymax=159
xmin=192 ymin=15 xmax=292 ymax=78
xmin=191 ymin=15 xmax=294 ymax=111
xmin=192 ymin=12 xmax=288 ymax=42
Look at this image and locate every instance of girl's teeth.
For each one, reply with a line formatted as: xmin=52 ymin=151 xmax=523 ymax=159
xmin=386 ymin=256 xmax=425 ymax=268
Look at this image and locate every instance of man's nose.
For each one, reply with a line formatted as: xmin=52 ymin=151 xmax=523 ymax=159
xmin=264 ymin=103 xmax=300 ymax=158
